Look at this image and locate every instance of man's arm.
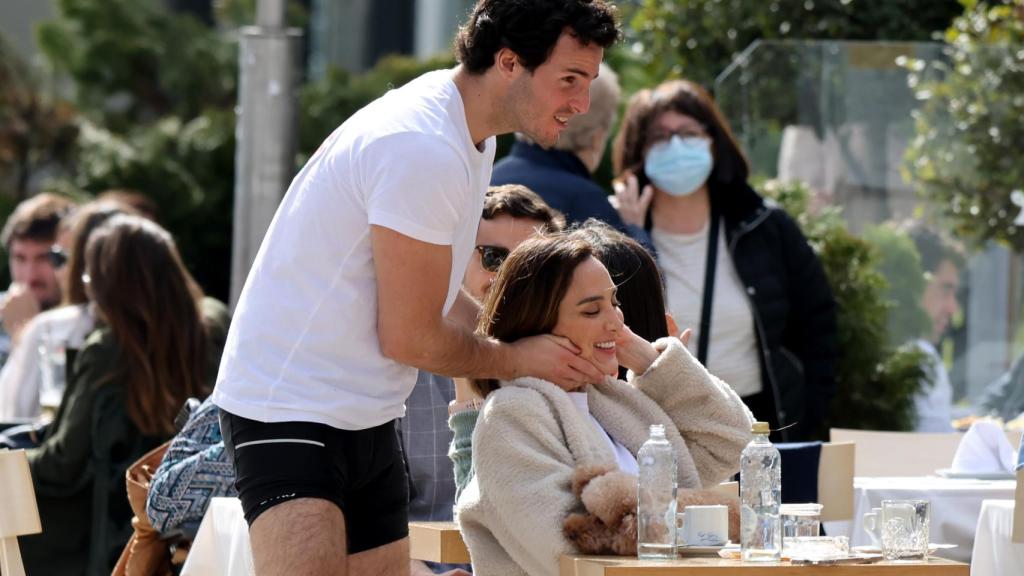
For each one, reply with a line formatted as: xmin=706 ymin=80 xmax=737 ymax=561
xmin=447 ymin=288 xmax=481 ymax=331
xmin=372 ymin=225 xmax=605 ymax=388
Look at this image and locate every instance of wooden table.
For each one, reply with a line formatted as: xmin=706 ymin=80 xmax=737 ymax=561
xmin=408 ymin=521 xmax=470 ymax=564
xmin=559 ymin=555 xmax=968 ymax=575
xmin=407 ymin=521 xmax=969 ymax=575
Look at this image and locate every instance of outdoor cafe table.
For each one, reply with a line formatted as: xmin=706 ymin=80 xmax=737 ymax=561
xmin=558 ymin=555 xmax=967 ymax=575
xmin=822 ymin=476 xmax=1017 ymax=563
xmin=185 ymin=502 xmax=969 ymax=575
xmin=970 ymin=499 xmax=1024 ymax=576
xmin=410 ymin=522 xmax=969 ymax=574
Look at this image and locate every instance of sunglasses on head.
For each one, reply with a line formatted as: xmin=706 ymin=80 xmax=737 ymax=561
xmin=48 ymin=245 xmax=68 ymax=269
xmin=476 ymin=245 xmax=510 ymax=273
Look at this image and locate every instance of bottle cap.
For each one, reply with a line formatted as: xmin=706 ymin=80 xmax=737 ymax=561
xmin=751 ymin=421 xmax=770 ymax=434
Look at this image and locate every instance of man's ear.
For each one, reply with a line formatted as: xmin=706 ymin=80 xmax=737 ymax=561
xmin=494 ymin=47 xmax=522 ymax=79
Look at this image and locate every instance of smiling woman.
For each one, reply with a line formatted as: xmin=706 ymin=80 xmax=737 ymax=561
xmin=457 ymin=232 xmax=754 ymax=576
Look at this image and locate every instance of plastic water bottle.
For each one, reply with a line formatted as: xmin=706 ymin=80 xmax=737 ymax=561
xmin=740 ymin=421 xmax=782 ymax=561
xmin=637 ymin=424 xmax=677 ymax=559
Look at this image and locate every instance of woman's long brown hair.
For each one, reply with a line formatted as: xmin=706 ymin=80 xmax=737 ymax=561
xmin=61 ymin=200 xmax=138 ymax=306
xmin=473 ymin=234 xmax=593 ymax=396
xmin=84 ymin=215 xmax=207 ymax=437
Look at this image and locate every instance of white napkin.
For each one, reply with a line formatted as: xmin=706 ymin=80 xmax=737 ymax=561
xmin=951 ymin=420 xmax=1016 ymax=473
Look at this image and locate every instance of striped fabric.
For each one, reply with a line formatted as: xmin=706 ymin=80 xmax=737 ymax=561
xmin=146 ymin=397 xmax=237 ymax=539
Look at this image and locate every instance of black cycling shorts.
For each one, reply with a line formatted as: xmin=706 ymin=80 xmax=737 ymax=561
xmin=220 ymin=410 xmax=409 ymax=554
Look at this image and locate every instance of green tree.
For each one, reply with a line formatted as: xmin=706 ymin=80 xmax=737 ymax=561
xmin=903 ymin=0 xmax=1024 ymax=251
xmin=621 ymin=0 xmax=963 ymax=88
xmin=0 ymin=33 xmax=78 ymax=202
xmin=36 ymin=0 xmax=237 ymax=133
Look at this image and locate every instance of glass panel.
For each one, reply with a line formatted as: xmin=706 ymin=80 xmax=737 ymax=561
xmin=714 ymin=40 xmax=1024 ymax=424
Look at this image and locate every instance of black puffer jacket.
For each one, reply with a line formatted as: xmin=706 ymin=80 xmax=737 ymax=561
xmin=649 ymin=180 xmax=838 ymax=441
xmin=714 ymin=181 xmax=838 ymax=441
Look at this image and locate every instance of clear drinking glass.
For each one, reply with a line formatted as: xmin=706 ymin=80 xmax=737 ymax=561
xmin=781 ymin=503 xmax=823 ymax=540
xmin=881 ymin=499 xmax=930 ymax=561
xmin=37 ymin=333 xmax=67 ymax=417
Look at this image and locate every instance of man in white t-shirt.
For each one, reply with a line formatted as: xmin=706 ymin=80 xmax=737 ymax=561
xmin=211 ymin=1 xmax=620 ymax=574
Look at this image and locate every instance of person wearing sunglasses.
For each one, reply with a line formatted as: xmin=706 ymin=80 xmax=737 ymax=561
xmin=401 ymin=184 xmax=562 ymax=576
xmin=462 ymin=185 xmax=565 ymax=304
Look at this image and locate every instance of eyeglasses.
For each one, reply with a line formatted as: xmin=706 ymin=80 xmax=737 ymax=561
xmin=646 ymin=126 xmax=709 ymax=147
xmin=476 ymin=245 xmax=510 ymax=273
xmin=48 ymin=246 xmax=68 ymax=269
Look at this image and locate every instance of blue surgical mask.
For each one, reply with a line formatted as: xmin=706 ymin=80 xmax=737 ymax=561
xmin=643 ymin=135 xmax=713 ymax=197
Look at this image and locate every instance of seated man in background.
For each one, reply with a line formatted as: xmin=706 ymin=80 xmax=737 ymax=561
xmin=907 ymin=225 xmax=965 ymax=432
xmin=0 ymin=193 xmax=76 ymax=370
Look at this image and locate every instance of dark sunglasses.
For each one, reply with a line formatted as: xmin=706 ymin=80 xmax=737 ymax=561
xmin=476 ymin=245 xmax=510 ymax=273
xmin=48 ymin=246 xmax=68 ymax=269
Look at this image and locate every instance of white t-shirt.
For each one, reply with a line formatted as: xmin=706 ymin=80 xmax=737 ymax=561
xmin=0 ymin=304 xmax=95 ymax=420
xmin=913 ymin=339 xmax=954 ymax=433
xmin=653 ymin=222 xmax=762 ymax=397
xmin=213 ymin=69 xmax=495 ymax=430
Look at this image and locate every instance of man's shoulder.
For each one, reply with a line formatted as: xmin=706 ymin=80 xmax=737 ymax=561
xmin=347 ymin=70 xmax=465 ymax=147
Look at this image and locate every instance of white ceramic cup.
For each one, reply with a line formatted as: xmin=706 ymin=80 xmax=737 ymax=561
xmin=862 ymin=506 xmax=883 ymax=547
xmin=681 ymin=504 xmax=728 ymax=546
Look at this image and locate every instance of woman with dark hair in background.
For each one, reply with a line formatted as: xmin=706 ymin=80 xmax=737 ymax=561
xmin=0 ymin=201 xmax=136 ymax=420
xmin=611 ymin=79 xmax=838 ymax=441
xmin=455 ymin=233 xmax=751 ymax=576
xmin=20 ymin=214 xmax=230 ymax=576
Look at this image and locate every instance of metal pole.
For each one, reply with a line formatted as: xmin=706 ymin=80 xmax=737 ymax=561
xmin=230 ymin=0 xmax=302 ymax=309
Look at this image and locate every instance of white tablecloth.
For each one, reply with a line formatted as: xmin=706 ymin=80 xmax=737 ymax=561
xmin=971 ymin=499 xmax=1024 ymax=576
xmin=822 ymin=476 xmax=1016 ymax=563
xmin=181 ymin=497 xmax=255 ymax=576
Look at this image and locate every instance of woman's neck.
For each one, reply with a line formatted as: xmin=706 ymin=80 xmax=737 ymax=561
xmin=651 ymin=186 xmax=711 ymax=234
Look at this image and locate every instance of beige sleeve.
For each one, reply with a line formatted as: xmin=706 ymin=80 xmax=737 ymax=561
xmin=631 ymin=337 xmax=755 ymax=485
xmin=456 ymin=387 xmax=578 ymax=576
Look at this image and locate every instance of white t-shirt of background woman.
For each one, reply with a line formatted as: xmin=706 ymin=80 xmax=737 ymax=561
xmin=653 ymin=222 xmax=762 ymax=397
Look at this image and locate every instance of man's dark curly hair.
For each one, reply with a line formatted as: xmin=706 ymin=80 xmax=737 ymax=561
xmin=455 ymin=0 xmax=620 ymax=75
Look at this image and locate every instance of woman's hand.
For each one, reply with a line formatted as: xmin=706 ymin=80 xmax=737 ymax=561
xmin=666 ymin=313 xmax=693 ymax=347
xmin=610 ymin=173 xmax=654 ymax=228
xmin=615 ymin=322 xmax=659 ymax=376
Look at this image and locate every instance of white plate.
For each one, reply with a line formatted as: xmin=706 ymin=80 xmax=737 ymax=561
xmin=935 ymin=468 xmax=1015 ymax=480
xmin=852 ymin=543 xmax=957 ymax=555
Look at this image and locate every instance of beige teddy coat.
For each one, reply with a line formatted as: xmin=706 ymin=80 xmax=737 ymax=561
xmin=455 ymin=337 xmax=754 ymax=576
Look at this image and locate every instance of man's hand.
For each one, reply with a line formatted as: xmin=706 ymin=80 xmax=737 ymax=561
xmin=509 ymin=334 xmax=606 ymax=391
xmin=1 ymin=283 xmax=40 ymax=344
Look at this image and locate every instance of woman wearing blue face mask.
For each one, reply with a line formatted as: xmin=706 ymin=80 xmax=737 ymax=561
xmin=610 ymin=79 xmax=838 ymax=442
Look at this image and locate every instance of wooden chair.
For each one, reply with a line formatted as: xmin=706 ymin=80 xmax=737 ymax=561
xmin=817 ymin=441 xmax=855 ymax=521
xmin=830 ymin=427 xmax=1024 ymax=477
xmin=0 ymin=449 xmax=42 ymax=576
xmin=775 ymin=441 xmax=855 ymax=522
